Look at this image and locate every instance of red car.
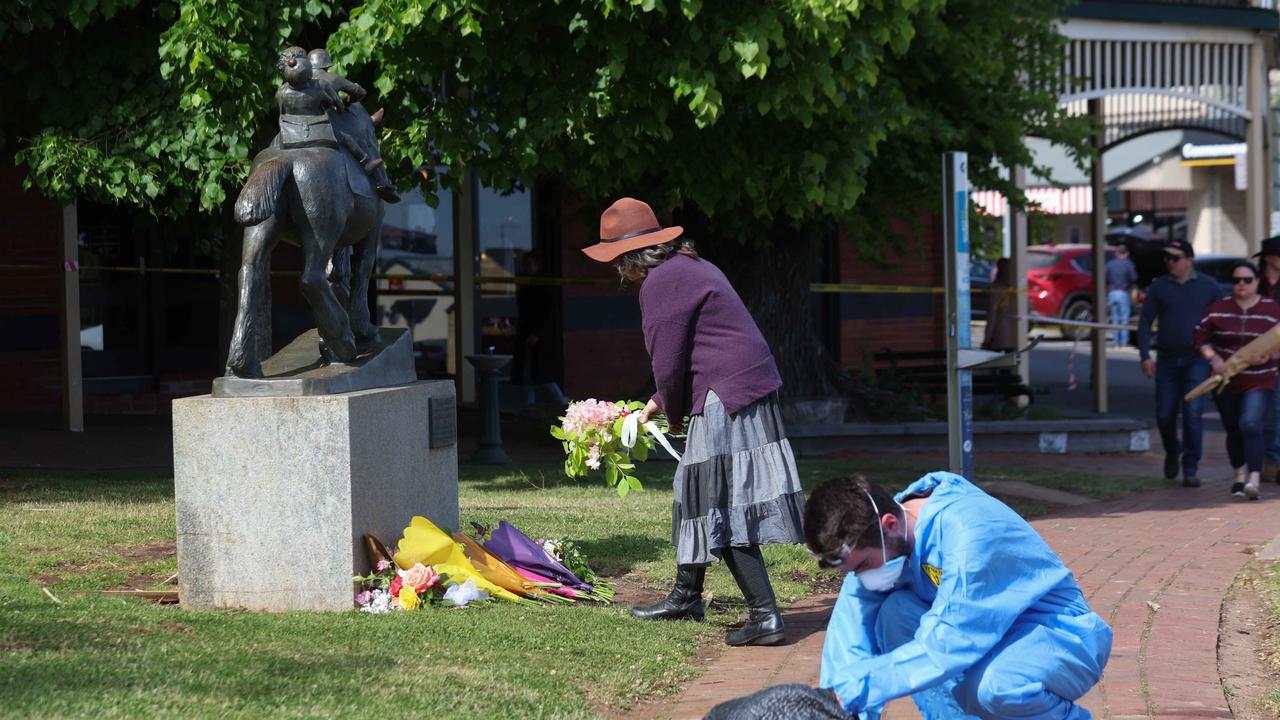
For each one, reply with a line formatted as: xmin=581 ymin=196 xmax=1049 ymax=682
xmin=1026 ymin=244 xmax=1114 ymax=340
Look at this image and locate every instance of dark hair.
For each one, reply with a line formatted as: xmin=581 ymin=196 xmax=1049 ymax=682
xmin=1232 ymin=260 xmax=1260 ymax=279
xmin=613 ymin=238 xmax=698 ymax=283
xmin=803 ymin=475 xmax=902 ymax=555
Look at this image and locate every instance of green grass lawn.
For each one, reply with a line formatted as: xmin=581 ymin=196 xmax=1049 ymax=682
xmin=1 ymin=459 xmax=1162 ymax=718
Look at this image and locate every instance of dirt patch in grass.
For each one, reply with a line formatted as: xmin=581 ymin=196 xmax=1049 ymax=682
xmin=1219 ymin=558 xmax=1280 ymax=719
xmin=113 ymin=573 xmax=174 ymax=591
xmin=31 ymin=574 xmax=63 ymax=586
xmin=787 ymin=569 xmax=843 ymax=595
xmin=611 ymin=573 xmax=671 ymax=610
xmin=111 ymin=541 xmax=176 ymax=563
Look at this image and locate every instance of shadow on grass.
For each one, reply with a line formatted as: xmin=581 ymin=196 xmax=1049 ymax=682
xmin=0 ymin=470 xmax=173 ymax=503
xmin=459 ymin=463 xmax=676 ymax=494
xmin=578 ymin=533 xmax=670 ymax=576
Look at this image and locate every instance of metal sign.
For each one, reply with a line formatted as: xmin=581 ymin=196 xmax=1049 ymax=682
xmin=429 ymin=395 xmax=457 ymax=448
xmin=943 ymin=152 xmax=974 ymax=480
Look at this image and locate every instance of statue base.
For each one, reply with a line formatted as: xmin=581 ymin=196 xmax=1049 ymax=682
xmin=213 ymin=328 xmax=415 ymax=397
xmin=172 ymin=380 xmax=459 ymax=611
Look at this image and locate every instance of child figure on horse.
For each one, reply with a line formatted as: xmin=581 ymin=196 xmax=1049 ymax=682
xmin=274 ymin=46 xmax=399 ymax=204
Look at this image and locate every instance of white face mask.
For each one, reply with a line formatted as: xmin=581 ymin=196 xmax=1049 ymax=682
xmin=857 ymin=491 xmax=908 ymax=592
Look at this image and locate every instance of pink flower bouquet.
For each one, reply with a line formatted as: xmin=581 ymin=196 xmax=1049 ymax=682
xmin=353 ymin=560 xmax=452 ymax=612
xmin=550 ymin=399 xmax=654 ymax=497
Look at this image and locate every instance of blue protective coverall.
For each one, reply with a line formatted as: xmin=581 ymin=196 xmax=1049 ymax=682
xmin=819 ymin=472 xmax=1112 ymax=720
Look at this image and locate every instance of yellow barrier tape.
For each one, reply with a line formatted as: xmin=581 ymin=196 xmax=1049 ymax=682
xmin=0 ymin=263 xmax=1009 ymax=294
xmin=810 ymin=282 xmax=944 ymax=294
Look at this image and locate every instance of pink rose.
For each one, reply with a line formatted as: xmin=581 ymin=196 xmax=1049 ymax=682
xmin=401 ymin=563 xmax=439 ymax=592
xmin=388 ymin=575 xmax=404 ymax=597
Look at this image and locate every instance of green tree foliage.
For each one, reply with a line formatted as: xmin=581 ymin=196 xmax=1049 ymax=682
xmin=1 ymin=0 xmax=1088 ymax=393
xmin=3 ymin=1 xmax=1085 ymax=234
xmin=0 ymin=0 xmax=341 ymax=214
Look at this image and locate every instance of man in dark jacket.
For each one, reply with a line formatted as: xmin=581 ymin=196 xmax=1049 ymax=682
xmin=1137 ymin=239 xmax=1224 ymax=487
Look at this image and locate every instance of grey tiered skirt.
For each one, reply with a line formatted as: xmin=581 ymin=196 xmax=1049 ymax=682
xmin=672 ymin=389 xmax=806 ymax=566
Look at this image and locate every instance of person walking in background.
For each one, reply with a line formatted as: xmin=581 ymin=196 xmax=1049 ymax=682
xmin=982 ymin=258 xmax=1016 ymax=352
xmin=1137 ymin=239 xmax=1223 ymax=487
xmin=1105 ymin=244 xmax=1138 ymax=348
xmin=1194 ymin=260 xmax=1279 ymax=501
xmin=1253 ymin=235 xmax=1280 ymax=485
xmin=582 ymin=197 xmax=806 ymax=647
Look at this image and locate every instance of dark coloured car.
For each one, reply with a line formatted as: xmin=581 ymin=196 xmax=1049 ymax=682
xmin=1193 ymin=254 xmax=1246 ymax=298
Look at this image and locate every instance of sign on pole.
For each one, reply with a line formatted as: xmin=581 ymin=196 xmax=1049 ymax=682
xmin=943 ymin=152 xmax=974 ymax=480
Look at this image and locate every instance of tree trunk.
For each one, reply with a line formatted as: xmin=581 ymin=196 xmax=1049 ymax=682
xmin=681 ymin=213 xmax=835 ymax=400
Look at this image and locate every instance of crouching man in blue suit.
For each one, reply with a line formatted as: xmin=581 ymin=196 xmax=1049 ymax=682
xmin=813 ymin=472 xmax=1111 ymax=719
xmin=705 ymin=472 xmax=1111 ymax=720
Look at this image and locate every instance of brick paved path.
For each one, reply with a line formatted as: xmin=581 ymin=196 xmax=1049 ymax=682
xmin=649 ymin=480 xmax=1278 ymax=720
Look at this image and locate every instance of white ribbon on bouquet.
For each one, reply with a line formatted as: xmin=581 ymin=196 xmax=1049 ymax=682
xmin=620 ymin=412 xmax=683 ymax=462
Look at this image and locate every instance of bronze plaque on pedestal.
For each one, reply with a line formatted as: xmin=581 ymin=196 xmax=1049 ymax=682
xmin=429 ymin=396 xmax=456 ymax=448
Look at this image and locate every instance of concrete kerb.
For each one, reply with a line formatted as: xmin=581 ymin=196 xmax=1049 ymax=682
xmin=788 ymin=418 xmax=1152 ymax=456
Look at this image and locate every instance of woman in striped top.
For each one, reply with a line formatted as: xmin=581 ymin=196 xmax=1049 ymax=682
xmin=1194 ymin=260 xmax=1280 ymax=500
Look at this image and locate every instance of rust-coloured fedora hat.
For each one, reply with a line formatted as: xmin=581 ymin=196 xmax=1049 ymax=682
xmin=582 ymin=197 xmax=684 ymax=263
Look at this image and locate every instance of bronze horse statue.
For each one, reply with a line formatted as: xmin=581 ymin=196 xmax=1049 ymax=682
xmin=225 ymin=47 xmax=387 ymax=378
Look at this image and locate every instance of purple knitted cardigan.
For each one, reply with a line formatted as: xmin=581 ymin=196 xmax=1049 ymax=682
xmin=639 ymin=253 xmax=782 ymax=418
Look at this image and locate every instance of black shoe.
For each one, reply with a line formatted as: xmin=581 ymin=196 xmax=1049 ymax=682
xmin=377 ymin=185 xmax=401 ymax=203
xmin=725 ymin=609 xmax=785 ymax=646
xmin=1182 ymin=475 xmax=1201 ymax=488
xmin=630 ymin=566 xmax=705 ymax=622
xmin=1163 ymin=455 xmax=1179 ymax=480
xmin=1230 ymin=482 xmax=1246 ymax=498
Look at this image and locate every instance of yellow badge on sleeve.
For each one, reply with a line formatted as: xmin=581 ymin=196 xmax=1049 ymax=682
xmin=922 ymin=563 xmax=942 ymax=587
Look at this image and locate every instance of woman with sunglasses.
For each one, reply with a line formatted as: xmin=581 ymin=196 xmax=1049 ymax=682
xmin=1193 ymin=260 xmax=1280 ymax=500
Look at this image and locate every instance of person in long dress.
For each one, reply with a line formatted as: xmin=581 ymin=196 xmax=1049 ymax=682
xmin=582 ymin=197 xmax=806 ymax=647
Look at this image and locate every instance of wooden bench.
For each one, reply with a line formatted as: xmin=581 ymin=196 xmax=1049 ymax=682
xmin=872 ymin=349 xmax=1035 ymax=403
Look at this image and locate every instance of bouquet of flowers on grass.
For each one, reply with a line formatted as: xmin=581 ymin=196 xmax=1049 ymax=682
xmin=550 ymin=399 xmax=653 ymax=497
xmin=538 ymin=537 xmax=613 ymax=602
xmin=353 ymin=559 xmax=485 ymax=612
xmin=479 ymin=520 xmax=613 ymax=603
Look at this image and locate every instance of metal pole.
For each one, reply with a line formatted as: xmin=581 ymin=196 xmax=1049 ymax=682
xmin=59 ymin=202 xmax=83 ymax=432
xmin=943 ymin=152 xmax=973 ymax=479
xmin=1246 ymin=41 xmax=1267 ymax=256
xmin=1011 ymin=164 xmax=1031 ymax=399
xmin=1090 ymin=98 xmax=1108 ymax=414
xmin=453 ymin=171 xmax=478 ymax=404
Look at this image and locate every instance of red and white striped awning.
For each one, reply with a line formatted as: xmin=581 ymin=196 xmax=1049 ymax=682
xmin=972 ymin=186 xmax=1093 ymax=217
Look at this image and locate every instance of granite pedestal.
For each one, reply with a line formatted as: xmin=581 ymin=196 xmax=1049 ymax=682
xmin=173 ymin=380 xmax=458 ymax=611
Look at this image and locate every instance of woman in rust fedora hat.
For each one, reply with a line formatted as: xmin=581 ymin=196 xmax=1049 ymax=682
xmin=583 ymin=197 xmax=806 ymax=647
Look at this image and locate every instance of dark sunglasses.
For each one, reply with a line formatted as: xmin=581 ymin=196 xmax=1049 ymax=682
xmin=1232 ymin=276 xmax=1257 ymax=284
xmin=807 ymin=541 xmax=852 ymax=569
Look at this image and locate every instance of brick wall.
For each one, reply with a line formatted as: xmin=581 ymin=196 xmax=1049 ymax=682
xmin=837 ymin=214 xmax=946 ymax=367
xmin=0 ymin=165 xmax=64 ymax=413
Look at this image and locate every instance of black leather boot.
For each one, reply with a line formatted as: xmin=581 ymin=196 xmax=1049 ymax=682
xmin=630 ymin=565 xmax=705 ymax=621
xmin=723 ymin=546 xmax=785 ymax=646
